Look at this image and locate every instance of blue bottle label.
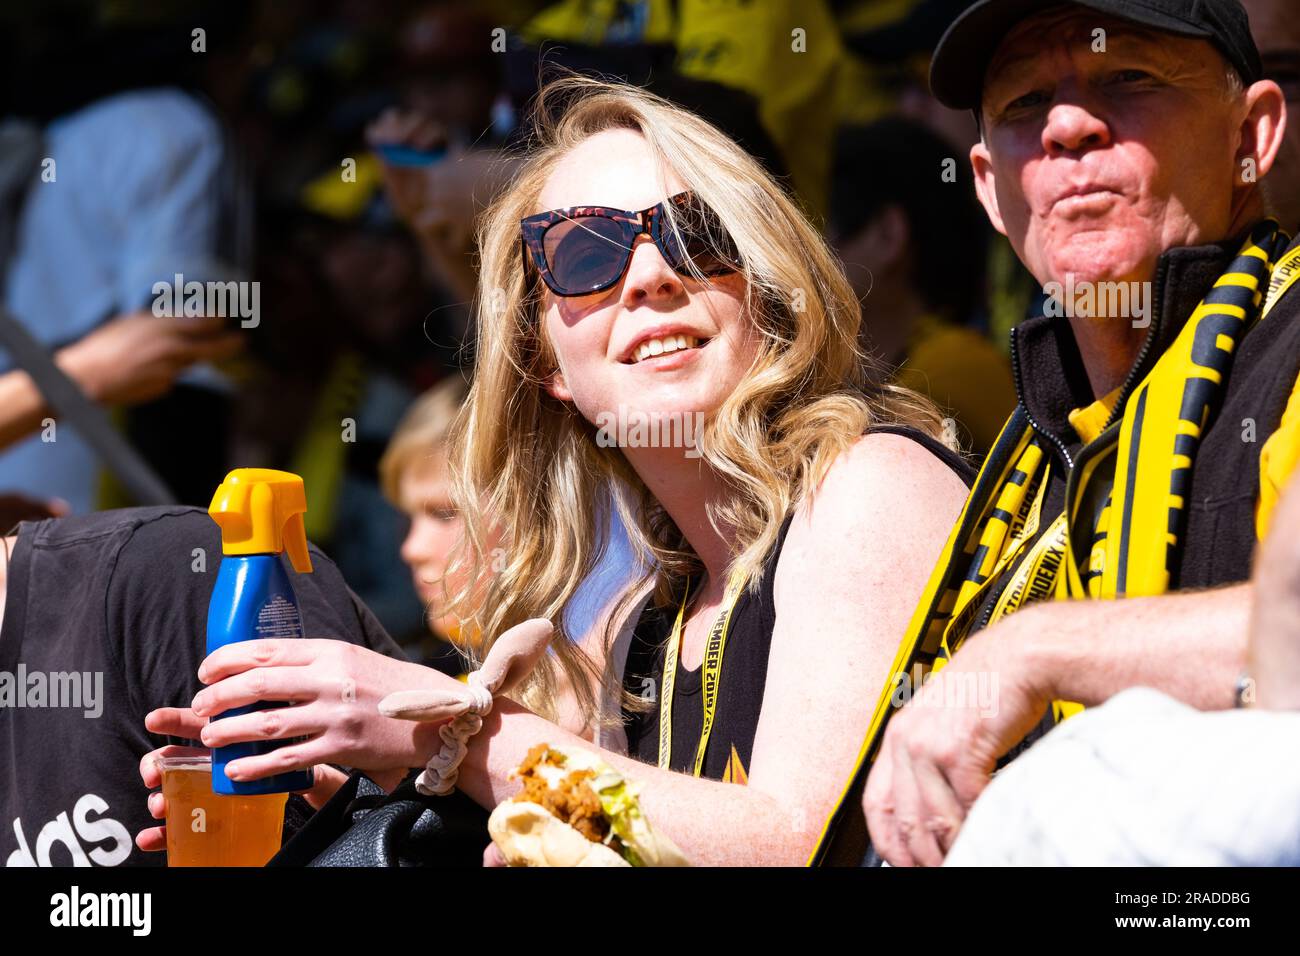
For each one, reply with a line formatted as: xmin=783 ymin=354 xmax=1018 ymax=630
xmin=208 ymin=554 xmax=315 ymax=796
xmin=256 ymin=595 xmax=303 ymax=638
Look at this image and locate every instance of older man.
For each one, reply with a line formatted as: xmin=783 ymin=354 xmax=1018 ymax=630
xmin=811 ymin=0 xmax=1300 ymax=866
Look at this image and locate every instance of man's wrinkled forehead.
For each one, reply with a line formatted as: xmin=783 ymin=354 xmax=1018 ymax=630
xmin=985 ymin=8 xmax=1197 ymax=93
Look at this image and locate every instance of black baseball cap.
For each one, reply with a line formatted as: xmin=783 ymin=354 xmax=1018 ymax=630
xmin=929 ymin=0 xmax=1263 ymax=110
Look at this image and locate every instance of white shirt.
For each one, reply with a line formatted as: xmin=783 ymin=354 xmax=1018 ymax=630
xmin=945 ymin=686 xmax=1300 ymax=866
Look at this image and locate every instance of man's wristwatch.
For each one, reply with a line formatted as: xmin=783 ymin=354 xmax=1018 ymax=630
xmin=1234 ymin=671 xmax=1255 ymax=709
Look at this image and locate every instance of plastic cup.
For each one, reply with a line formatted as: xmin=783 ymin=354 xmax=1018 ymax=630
xmin=159 ymin=754 xmax=287 ymax=866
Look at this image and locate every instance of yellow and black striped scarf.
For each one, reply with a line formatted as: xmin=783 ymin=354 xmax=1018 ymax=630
xmin=810 ymin=220 xmax=1295 ymax=865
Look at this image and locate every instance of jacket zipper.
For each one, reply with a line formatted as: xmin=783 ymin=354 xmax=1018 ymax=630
xmin=975 ymin=568 xmax=1001 ymax=633
xmin=987 ymin=304 xmax=1138 ymax=633
xmin=1057 ymin=258 xmax=1167 ymax=550
xmin=1100 ymin=255 xmax=1169 ymax=432
xmin=1008 ymin=329 xmax=1074 ymax=471
xmin=1009 ymin=252 xmax=1169 ymax=469
xmin=987 ymin=260 xmax=1170 ymax=631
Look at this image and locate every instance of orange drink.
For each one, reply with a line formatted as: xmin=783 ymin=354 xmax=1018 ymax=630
xmin=159 ymin=755 xmax=287 ymax=866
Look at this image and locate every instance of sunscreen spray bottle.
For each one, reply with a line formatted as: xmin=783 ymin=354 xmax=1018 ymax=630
xmin=206 ymin=468 xmax=316 ymax=794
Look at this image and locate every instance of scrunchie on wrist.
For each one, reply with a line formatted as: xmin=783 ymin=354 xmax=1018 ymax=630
xmin=378 ymin=618 xmax=554 ymax=796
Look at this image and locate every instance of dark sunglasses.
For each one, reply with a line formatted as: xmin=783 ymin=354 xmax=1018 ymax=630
xmin=520 ymin=191 xmax=741 ymax=297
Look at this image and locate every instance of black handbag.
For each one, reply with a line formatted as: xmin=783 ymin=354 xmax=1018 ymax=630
xmin=268 ymin=770 xmax=491 ymax=867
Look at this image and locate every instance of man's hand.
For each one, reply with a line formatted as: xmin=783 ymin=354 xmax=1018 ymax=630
xmin=365 ymin=107 xmax=449 ymax=226
xmin=58 ymin=311 xmax=243 ymax=407
xmin=134 ymin=708 xmax=351 ymax=854
xmin=0 ymin=492 xmax=69 ymax=527
xmin=366 ymin=107 xmax=518 ymax=301
xmin=863 ymin=611 xmax=1053 ymax=866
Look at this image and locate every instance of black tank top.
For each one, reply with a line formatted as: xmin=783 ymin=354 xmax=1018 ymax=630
xmin=620 ymin=425 xmax=974 ymax=783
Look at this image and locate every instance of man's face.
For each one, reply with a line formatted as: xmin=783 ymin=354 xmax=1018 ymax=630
xmin=972 ymin=9 xmax=1253 ymax=290
xmin=1244 ymin=0 xmax=1300 ymax=231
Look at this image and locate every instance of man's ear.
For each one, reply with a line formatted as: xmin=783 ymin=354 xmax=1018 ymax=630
xmin=970 ymin=139 xmax=1008 ymax=237
xmin=1237 ymin=79 xmax=1287 ymax=188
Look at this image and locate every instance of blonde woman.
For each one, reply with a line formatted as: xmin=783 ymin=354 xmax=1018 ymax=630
xmin=140 ymin=78 xmax=971 ymax=866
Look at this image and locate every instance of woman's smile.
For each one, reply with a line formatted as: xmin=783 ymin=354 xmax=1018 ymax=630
xmin=624 ymin=335 xmax=709 ymax=371
xmin=618 ymin=323 xmax=714 ymax=370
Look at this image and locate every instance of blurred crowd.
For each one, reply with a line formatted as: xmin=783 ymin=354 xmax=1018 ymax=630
xmin=0 ymin=0 xmax=1295 ymax=674
xmin=0 ymin=0 xmax=1008 ymax=671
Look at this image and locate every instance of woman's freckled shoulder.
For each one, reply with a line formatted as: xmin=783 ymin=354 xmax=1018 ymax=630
xmin=779 ymin=432 xmax=966 ymax=563
xmin=818 ymin=430 xmax=963 ymax=499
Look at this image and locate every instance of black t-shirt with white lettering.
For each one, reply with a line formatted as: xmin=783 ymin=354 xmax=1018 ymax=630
xmin=0 ymin=506 xmax=406 ymax=867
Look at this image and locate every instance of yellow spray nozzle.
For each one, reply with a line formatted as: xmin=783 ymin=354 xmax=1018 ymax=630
xmin=208 ymin=468 xmax=314 ymax=573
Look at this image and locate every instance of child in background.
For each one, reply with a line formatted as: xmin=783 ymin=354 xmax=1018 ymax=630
xmin=378 ymin=376 xmax=477 ymax=676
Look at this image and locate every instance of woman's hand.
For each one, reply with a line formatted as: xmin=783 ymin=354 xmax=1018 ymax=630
xmin=188 ymin=640 xmax=453 ymax=783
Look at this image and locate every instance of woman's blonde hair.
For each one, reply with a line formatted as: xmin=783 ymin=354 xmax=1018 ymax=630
xmin=447 ymin=75 xmax=949 ymax=727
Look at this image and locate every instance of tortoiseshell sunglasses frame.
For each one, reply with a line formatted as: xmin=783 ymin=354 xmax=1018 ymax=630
xmin=519 ymin=190 xmax=740 ymax=297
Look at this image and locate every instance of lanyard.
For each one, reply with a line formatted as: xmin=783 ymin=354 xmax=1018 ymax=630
xmin=1263 ymin=242 xmax=1300 ymax=320
xmin=658 ymin=569 xmax=747 ymax=777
